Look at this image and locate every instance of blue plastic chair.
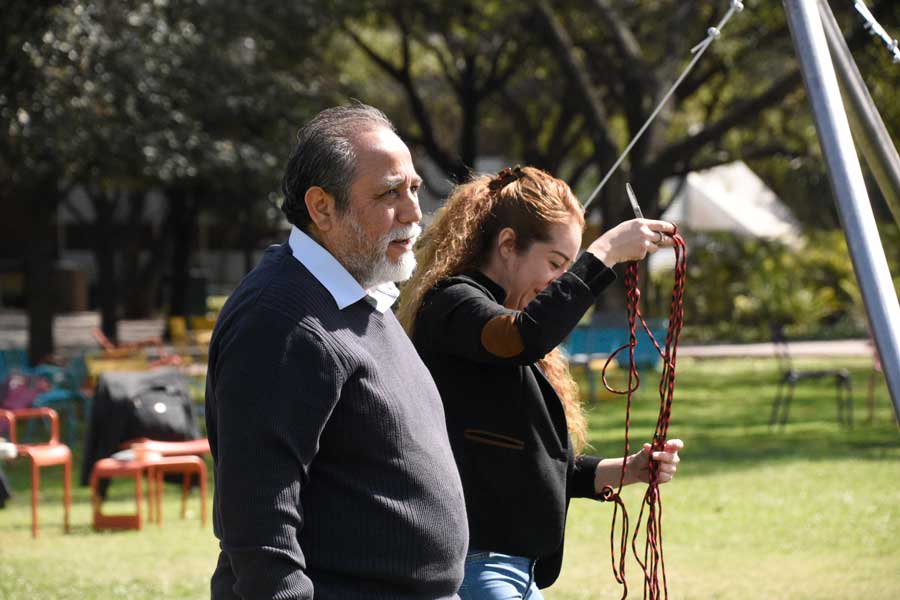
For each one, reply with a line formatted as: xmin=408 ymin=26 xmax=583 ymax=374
xmin=1 ymin=348 xmax=32 ymax=378
xmin=30 ymin=357 xmax=89 ymax=448
xmin=630 ymin=326 xmax=667 ymax=371
xmin=563 ymin=327 xmax=630 ymax=401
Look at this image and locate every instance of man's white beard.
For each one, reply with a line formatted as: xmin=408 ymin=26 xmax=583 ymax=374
xmin=342 ymin=219 xmax=421 ymax=290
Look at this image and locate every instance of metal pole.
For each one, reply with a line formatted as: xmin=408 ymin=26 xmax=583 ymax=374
xmin=818 ymin=0 xmax=900 ymax=229
xmin=783 ymin=0 xmax=900 ymax=416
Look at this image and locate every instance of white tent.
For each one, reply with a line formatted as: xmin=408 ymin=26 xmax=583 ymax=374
xmin=660 ymin=161 xmax=800 ymax=239
xmin=650 ymin=161 xmax=802 ymax=271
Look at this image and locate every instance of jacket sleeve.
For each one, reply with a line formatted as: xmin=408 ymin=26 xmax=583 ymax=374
xmin=416 ymin=252 xmax=615 ymax=365
xmin=568 ymin=454 xmax=606 ymax=500
xmin=209 ymin=307 xmax=347 ymax=599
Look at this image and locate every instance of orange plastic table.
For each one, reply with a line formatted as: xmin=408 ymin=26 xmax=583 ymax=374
xmin=90 ymin=453 xmax=207 ymax=530
xmin=90 ymin=456 xmax=159 ymax=531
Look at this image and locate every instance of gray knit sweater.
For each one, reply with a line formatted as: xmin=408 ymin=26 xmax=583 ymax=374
xmin=206 ymin=242 xmax=468 ymax=599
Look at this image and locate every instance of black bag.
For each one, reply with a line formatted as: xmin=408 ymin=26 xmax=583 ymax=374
xmin=125 ymin=381 xmax=195 ymax=441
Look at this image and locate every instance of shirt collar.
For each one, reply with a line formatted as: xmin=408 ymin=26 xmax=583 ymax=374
xmin=288 ymin=226 xmax=399 ymax=314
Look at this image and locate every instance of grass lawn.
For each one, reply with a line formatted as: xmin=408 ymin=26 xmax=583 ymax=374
xmin=1 ymin=356 xmax=898 ymax=599
xmin=559 ymin=356 xmax=900 ymax=599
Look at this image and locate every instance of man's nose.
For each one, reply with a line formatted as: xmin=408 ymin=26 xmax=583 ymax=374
xmin=397 ymin=189 xmax=422 ymax=224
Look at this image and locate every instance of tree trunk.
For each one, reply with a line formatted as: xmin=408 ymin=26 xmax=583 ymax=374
xmin=240 ymin=208 xmax=256 ymax=275
xmin=122 ymin=194 xmax=167 ymax=318
xmin=92 ymin=195 xmax=119 ymax=344
xmin=458 ymin=55 xmax=479 ymax=171
xmin=96 ymin=238 xmax=118 ymax=344
xmin=168 ymin=190 xmax=200 ymax=318
xmin=25 ymin=195 xmax=58 ymax=364
xmin=124 ymin=247 xmax=167 ymax=318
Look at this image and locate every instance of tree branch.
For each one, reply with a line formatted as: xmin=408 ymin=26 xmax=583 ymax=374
xmin=678 ymin=24 xmax=791 ymax=102
xmin=658 ymin=3 xmax=698 ymax=85
xmin=481 ymin=35 xmax=523 ymax=96
xmin=675 ymin=143 xmax=799 ymax=176
xmin=396 ymin=14 xmax=412 ymax=73
xmin=394 ymin=125 xmax=424 ymax=148
xmin=566 ymin=154 xmax=597 ymax=191
xmin=413 ymin=30 xmax=461 ymax=92
xmin=591 ymin=0 xmax=644 ymax=68
xmin=651 ymin=69 xmax=804 ymax=173
xmin=499 ymin=90 xmax=541 ymax=164
xmin=344 ymin=23 xmax=466 ymax=179
xmin=342 ymin=26 xmax=403 ymax=80
xmin=545 ymin=93 xmax=585 ymax=173
xmin=557 ymin=114 xmax=586 ymax=162
xmin=533 ymin=0 xmax=619 ymax=162
xmin=484 ymin=35 xmax=511 ymax=87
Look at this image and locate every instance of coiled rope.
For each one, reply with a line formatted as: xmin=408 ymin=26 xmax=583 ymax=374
xmin=600 ymin=230 xmax=687 ymax=600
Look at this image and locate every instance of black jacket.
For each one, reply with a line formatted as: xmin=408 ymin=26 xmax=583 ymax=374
xmin=412 ymin=252 xmax=616 ymax=587
xmin=81 ymin=369 xmax=198 ymax=492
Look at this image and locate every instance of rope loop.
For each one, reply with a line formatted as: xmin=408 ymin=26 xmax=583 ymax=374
xmin=602 ymin=343 xmax=641 ymax=395
xmin=599 ymin=485 xmax=618 ymax=502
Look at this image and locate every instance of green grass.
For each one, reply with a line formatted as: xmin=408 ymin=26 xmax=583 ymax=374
xmin=1 ymin=357 xmax=898 ymax=599
xmin=558 ymin=356 xmax=900 ymax=599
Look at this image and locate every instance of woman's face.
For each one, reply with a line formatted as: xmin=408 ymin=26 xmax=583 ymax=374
xmin=499 ymin=215 xmax=582 ymax=310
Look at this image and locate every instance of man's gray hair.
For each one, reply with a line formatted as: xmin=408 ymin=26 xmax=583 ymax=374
xmin=281 ymin=102 xmax=396 ymax=230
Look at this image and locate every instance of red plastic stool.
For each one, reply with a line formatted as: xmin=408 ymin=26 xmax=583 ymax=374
xmin=148 ymin=455 xmax=208 ymax=526
xmin=90 ymin=455 xmax=160 ymax=531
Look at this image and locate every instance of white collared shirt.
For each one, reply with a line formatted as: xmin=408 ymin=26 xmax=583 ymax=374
xmin=288 ymin=226 xmax=400 ymax=314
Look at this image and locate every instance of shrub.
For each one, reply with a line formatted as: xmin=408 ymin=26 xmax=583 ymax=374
xmin=648 ymin=228 xmax=899 ymax=343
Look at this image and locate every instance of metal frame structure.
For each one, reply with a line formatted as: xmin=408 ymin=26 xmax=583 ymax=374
xmin=783 ymin=0 xmax=900 ymax=418
xmin=818 ymin=0 xmax=900 ymax=228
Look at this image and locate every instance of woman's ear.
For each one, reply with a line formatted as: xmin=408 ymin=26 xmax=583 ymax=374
xmin=496 ymin=227 xmax=518 ymax=260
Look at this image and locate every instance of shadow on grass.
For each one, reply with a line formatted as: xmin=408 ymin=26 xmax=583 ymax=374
xmin=582 ymin=357 xmax=900 ymax=476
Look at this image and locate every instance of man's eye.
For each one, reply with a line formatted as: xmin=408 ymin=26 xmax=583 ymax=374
xmin=383 ymin=188 xmax=399 ymax=197
xmin=550 ymin=262 xmax=562 ymax=270
xmin=410 ymin=185 xmax=420 ymax=194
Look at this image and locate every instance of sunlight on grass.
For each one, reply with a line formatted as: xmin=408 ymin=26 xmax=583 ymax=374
xmin=0 ymin=491 xmax=218 ymax=599
xmin=554 ymin=357 xmax=900 ymax=599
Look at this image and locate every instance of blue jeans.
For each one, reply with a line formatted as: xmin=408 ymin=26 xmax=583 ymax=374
xmin=458 ymin=550 xmax=545 ymax=600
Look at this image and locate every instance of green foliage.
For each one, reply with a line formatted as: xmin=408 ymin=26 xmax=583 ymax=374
xmin=651 ymin=230 xmax=900 ymax=343
xmin=3 ymin=0 xmax=898 ymax=341
xmin=3 ymin=0 xmax=328 ymax=192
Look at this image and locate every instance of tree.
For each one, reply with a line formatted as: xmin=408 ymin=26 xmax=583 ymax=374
xmin=340 ymin=1 xmax=526 ymax=184
xmin=337 ymin=0 xmax=897 ymax=230
xmin=10 ymin=0 xmax=334 ymax=346
xmin=1 ymin=3 xmax=67 ymax=363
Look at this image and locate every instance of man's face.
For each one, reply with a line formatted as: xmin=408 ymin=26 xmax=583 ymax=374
xmin=332 ymin=127 xmax=423 ymax=289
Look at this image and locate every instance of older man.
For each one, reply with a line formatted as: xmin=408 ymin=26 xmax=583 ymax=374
xmin=206 ymin=104 xmax=468 ymax=599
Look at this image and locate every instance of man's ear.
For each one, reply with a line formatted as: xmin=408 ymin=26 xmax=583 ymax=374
xmin=305 ymin=186 xmax=337 ymax=232
xmin=496 ymin=227 xmax=518 ymax=260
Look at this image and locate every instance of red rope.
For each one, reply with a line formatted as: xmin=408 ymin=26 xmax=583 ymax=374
xmin=600 ymin=231 xmax=687 ymax=600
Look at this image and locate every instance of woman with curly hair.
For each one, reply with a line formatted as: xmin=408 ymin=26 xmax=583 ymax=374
xmin=397 ymin=166 xmax=684 ymax=599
